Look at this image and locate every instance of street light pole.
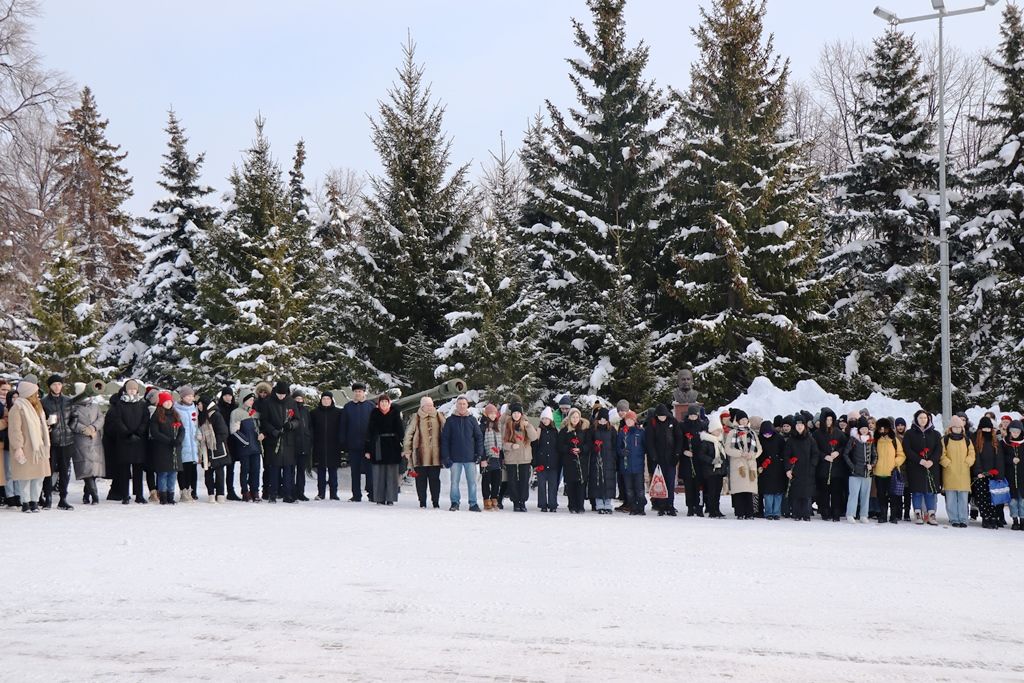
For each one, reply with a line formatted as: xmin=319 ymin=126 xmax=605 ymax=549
xmin=873 ymin=0 xmax=999 ymax=427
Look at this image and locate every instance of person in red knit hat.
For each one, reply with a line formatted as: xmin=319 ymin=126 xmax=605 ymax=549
xmin=149 ymin=391 xmax=184 ymax=505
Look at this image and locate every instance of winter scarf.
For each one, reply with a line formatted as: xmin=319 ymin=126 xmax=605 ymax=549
xmin=701 ymin=431 xmax=726 ymax=470
xmin=15 ymin=396 xmax=48 ymax=464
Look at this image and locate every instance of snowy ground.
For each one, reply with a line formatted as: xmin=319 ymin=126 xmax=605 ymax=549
xmin=4 ymin=476 xmax=1024 ymax=682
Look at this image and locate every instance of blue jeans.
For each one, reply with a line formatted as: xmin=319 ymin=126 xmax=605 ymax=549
xmin=846 ymin=476 xmax=871 ymax=519
xmin=946 ymin=490 xmax=969 ymax=524
xmin=449 ymin=462 xmax=478 ymax=507
xmin=156 ymin=471 xmax=177 ymax=493
xmin=596 ymin=498 xmax=613 ymax=511
xmin=912 ymin=492 xmax=937 ymax=513
xmin=763 ymin=493 xmax=782 ymax=517
xmin=1009 ymin=496 xmax=1024 ymax=518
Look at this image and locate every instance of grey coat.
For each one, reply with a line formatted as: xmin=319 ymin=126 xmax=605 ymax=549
xmin=70 ymin=400 xmax=106 ymax=479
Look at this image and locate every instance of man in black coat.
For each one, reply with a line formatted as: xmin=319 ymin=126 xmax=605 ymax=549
xmin=677 ymin=405 xmax=707 ymax=516
xmin=311 ymin=391 xmax=343 ymax=500
xmin=644 ymin=404 xmax=680 ymax=516
xmin=261 ymin=381 xmax=299 ymax=503
xmin=40 ymin=374 xmax=75 ymax=510
xmin=291 ymin=390 xmax=313 ymax=501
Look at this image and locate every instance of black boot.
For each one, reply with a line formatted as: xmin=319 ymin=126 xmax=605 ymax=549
xmin=167 ymin=491 xmax=176 ymax=505
xmin=22 ymin=502 xmax=30 ymax=513
xmin=29 ymin=501 xmax=39 ymax=513
xmin=158 ymin=491 xmax=166 ymax=505
xmin=57 ymin=498 xmax=74 ymax=511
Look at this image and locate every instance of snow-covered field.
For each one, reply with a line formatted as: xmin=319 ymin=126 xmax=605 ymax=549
xmin=4 ymin=476 xmax=1024 ymax=682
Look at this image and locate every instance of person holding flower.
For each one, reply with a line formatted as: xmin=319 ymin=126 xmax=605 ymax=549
xmin=532 ymin=407 xmax=561 ymax=512
xmin=813 ymin=408 xmax=848 ymax=522
xmin=902 ymin=409 xmax=943 ymax=525
xmin=558 ymin=408 xmax=591 ymax=514
xmin=940 ymin=415 xmax=975 ymax=528
xmin=697 ymin=414 xmax=728 ymax=518
xmin=588 ymin=408 xmax=617 ymax=515
xmin=479 ymin=404 xmax=503 ymax=510
xmin=229 ymin=391 xmax=263 ymax=502
xmin=149 ymin=391 xmax=184 ymax=505
xmin=972 ymin=415 xmax=1003 ymax=529
xmin=616 ymin=410 xmax=647 ymax=515
xmin=872 ymin=418 xmax=906 ymax=524
xmin=677 ymin=405 xmax=706 ymax=516
xmin=757 ymin=421 xmax=785 ymax=520
xmin=503 ymin=402 xmax=539 ymax=512
xmin=784 ymin=414 xmax=819 ymax=521
xmin=261 ymin=381 xmax=300 ymax=503
xmin=724 ymin=408 xmax=760 ymax=519
xmin=842 ymin=417 xmax=876 ymax=523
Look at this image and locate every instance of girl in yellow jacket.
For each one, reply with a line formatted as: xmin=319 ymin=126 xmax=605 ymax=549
xmin=940 ymin=415 xmax=975 ymax=528
xmin=873 ymin=418 xmax=906 ymax=524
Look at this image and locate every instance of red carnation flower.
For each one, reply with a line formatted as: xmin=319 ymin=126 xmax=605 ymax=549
xmin=409 ymin=469 xmax=419 ymax=478
xmin=761 ymin=458 xmax=772 ymax=468
xmin=248 ymin=409 xmax=256 ymax=417
xmin=287 ymin=409 xmax=295 ymax=419
xmin=989 ymin=468 xmax=999 ymax=476
xmin=788 ymin=456 xmax=798 ymax=465
xmin=920 ymin=448 xmax=930 ymax=457
xmin=594 ymin=439 xmax=604 ymax=449
xmin=829 ymin=439 xmax=838 ymax=448
xmin=536 ymin=465 xmax=545 ymax=472
xmin=172 ymin=421 xmax=182 ymax=429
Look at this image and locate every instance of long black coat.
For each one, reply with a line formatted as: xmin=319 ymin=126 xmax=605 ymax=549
xmin=1001 ymin=439 xmax=1024 ymax=496
xmin=558 ymin=423 xmax=592 ymax=484
xmin=587 ymin=426 xmax=618 ymax=499
xmin=531 ymin=423 xmax=560 ymax=471
xmin=676 ymin=417 xmax=705 ymax=479
xmin=757 ymin=431 xmax=787 ymax=495
xmin=109 ymin=396 xmax=150 ymax=465
xmin=311 ymin=404 xmax=343 ymax=468
xmin=814 ymin=423 xmax=849 ymax=482
xmin=784 ymin=432 xmax=819 ymax=499
xmin=364 ymin=406 xmax=404 ymax=465
xmin=148 ymin=412 xmax=184 ymax=472
xmin=293 ymin=403 xmax=313 ymax=461
xmin=261 ymin=395 xmax=299 ymax=467
xmin=903 ymin=423 xmax=943 ymax=494
xmin=645 ymin=415 xmax=679 ymax=471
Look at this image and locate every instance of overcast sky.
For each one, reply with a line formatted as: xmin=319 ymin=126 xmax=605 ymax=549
xmin=32 ymin=0 xmax=1006 ymax=215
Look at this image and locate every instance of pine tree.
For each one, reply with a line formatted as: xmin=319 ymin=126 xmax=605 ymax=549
xmin=358 ymin=34 xmax=476 ymax=386
xmin=52 ymin=86 xmax=136 ymax=306
xmin=824 ymin=28 xmax=944 ymax=406
xmin=27 ymin=230 xmax=101 ymax=381
xmin=99 ymin=110 xmax=219 ymax=385
xmin=436 ymin=134 xmax=545 ymax=400
xmin=958 ymin=2 xmax=1024 ymax=406
xmin=662 ymin=0 xmax=825 ymax=406
xmin=521 ymin=0 xmax=670 ymax=397
xmin=193 ymin=117 xmax=311 ymax=387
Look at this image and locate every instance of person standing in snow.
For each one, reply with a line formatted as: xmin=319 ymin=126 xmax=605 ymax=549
xmin=757 ymin=421 xmax=785 ymax=520
xmin=940 ymin=416 xmax=975 ymax=528
xmin=558 ymin=408 xmax=591 ymax=514
xmin=341 ymin=382 xmax=375 ymax=502
xmin=972 ymin=416 xmax=1003 ymax=529
xmin=198 ymin=395 xmax=230 ymax=503
xmin=173 ymin=384 xmax=201 ymax=503
xmin=107 ymin=380 xmax=150 ymax=504
xmin=261 ymin=381 xmax=299 ymax=504
xmin=7 ymin=375 xmax=51 ymax=513
xmin=616 ymin=410 xmax=647 ymax=515
xmin=872 ymin=418 xmax=905 ymax=524
xmin=893 ymin=416 xmax=912 ymax=521
xmin=841 ymin=417 xmax=875 ymax=523
xmin=479 ymin=403 xmax=503 ymax=510
xmin=1003 ymin=420 xmax=1024 ymax=530
xmin=311 ymin=391 xmax=343 ymax=501
xmin=216 ymin=387 xmax=241 ymax=500
xmin=784 ymin=414 xmax=819 ymax=521
xmin=364 ymin=393 xmax=405 ymax=506
xmin=291 ymin=390 xmax=313 ymax=502
xmin=149 ymin=391 xmax=184 ymax=505
xmin=903 ymin=409 xmax=943 ymax=526
xmin=440 ymin=395 xmax=484 ymax=512
xmin=724 ymin=409 xmax=760 ymax=520
xmin=587 ymin=408 xmax=617 ymax=515
xmin=229 ymin=391 xmax=263 ymax=502
xmin=645 ymin=404 xmax=679 ymax=516
xmin=696 ymin=414 xmax=727 ymax=518
xmin=40 ymin=374 xmax=74 ymax=510
xmin=533 ymin=407 xmax=560 ymax=512
xmin=69 ymin=389 xmax=105 ymax=505
xmin=403 ymin=396 xmax=445 ymax=509
xmin=814 ymin=408 xmax=849 ymax=522
xmin=677 ymin=405 xmax=706 ymax=517
xmin=503 ymin=402 xmax=540 ymax=513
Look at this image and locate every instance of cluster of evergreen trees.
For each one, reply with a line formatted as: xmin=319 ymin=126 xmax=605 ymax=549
xmin=11 ymin=0 xmax=1024 ymax=412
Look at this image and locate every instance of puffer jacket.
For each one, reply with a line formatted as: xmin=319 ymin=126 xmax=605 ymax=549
xmin=842 ymin=435 xmax=877 ymax=478
xmin=41 ymin=392 xmax=74 ymax=447
xmin=873 ymin=435 xmax=905 ymax=477
xmin=940 ymin=432 xmax=976 ymax=492
xmin=616 ymin=424 xmax=646 ymax=475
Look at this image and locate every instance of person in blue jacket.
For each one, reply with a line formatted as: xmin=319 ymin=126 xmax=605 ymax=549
xmin=440 ymin=395 xmax=484 ymax=512
xmin=616 ymin=410 xmax=647 ymax=515
xmin=340 ymin=382 xmax=375 ymax=502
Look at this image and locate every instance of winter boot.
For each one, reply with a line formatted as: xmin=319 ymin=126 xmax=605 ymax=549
xmin=167 ymin=491 xmax=176 ymax=505
xmin=914 ymin=510 xmax=924 ymax=525
xmin=22 ymin=502 xmax=30 ymax=513
xmin=158 ymin=492 xmax=166 ymax=505
xmin=227 ymin=490 xmax=241 ymax=501
xmin=926 ymin=511 xmax=938 ymax=526
xmin=57 ymin=498 xmax=74 ymax=511
xmin=149 ymin=489 xmax=160 ymax=503
xmin=29 ymin=501 xmax=39 ymax=512
xmin=1012 ymin=518 xmax=1021 ymax=531
xmin=216 ymin=495 xmax=224 ymax=504
xmin=469 ymin=503 xmax=482 ymax=512
xmin=135 ymin=494 xmax=147 ymax=504
xmin=208 ymin=494 xmax=216 ymax=504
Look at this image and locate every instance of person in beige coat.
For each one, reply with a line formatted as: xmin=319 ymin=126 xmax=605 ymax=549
xmin=724 ymin=409 xmax=760 ymax=519
xmin=403 ymin=396 xmax=446 ymax=508
xmin=502 ymin=402 xmax=539 ymax=512
xmin=7 ymin=375 xmax=51 ymax=513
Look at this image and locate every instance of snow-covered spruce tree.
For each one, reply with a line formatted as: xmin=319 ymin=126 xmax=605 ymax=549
xmin=958 ymin=2 xmax=1024 ymax=406
xmin=823 ymin=28 xmax=947 ymax=407
xmin=52 ymin=86 xmax=136 ymax=307
xmin=661 ymin=0 xmax=825 ymax=407
xmin=521 ymin=0 xmax=670 ymax=399
xmin=99 ymin=110 xmax=219 ymax=386
xmin=358 ymin=35 xmax=476 ymax=386
xmin=435 ymin=134 xmax=545 ymax=401
xmin=27 ymin=231 xmax=101 ymax=381
xmin=192 ymin=117 xmax=316 ymax=388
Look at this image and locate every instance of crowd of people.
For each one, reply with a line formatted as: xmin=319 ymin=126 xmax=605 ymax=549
xmin=1 ymin=373 xmax=1023 ymax=532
